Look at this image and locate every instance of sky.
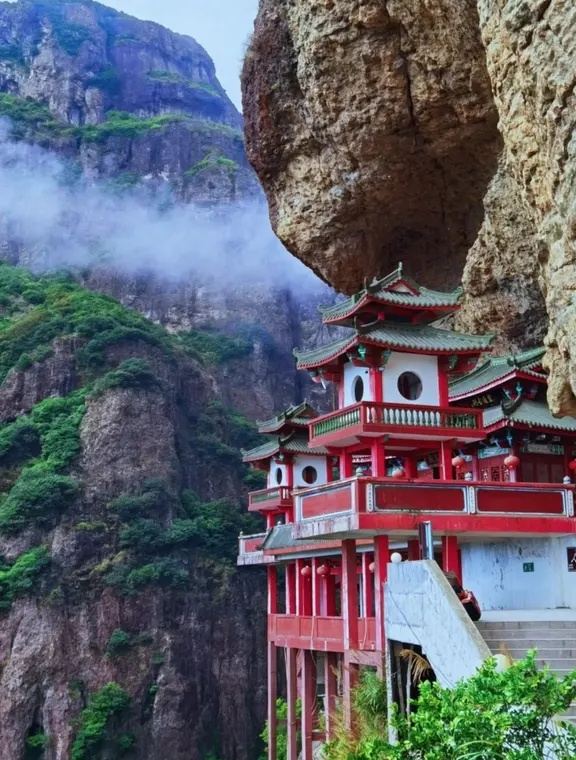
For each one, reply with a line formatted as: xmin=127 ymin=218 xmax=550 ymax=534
xmin=98 ymin=0 xmax=258 ymax=109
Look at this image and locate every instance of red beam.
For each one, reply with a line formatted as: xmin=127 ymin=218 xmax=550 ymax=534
xmin=342 ymin=540 xmax=359 ymax=650
xmin=302 ymin=651 xmax=316 ymax=760
xmin=267 ymin=642 xmax=277 ymax=760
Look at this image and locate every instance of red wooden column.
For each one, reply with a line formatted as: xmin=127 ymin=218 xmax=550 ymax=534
xmin=361 ymin=553 xmax=374 ymax=617
xmin=442 ymin=536 xmax=460 ymax=576
xmin=404 ymin=455 xmax=417 ymax=479
xmin=371 ymin=440 xmax=387 ymax=477
xmin=373 ymin=535 xmax=390 ymax=657
xmin=286 ymin=647 xmax=298 ymax=760
xmin=286 ymin=563 xmax=297 ymax=614
xmin=312 ymin=558 xmax=322 ymax=616
xmin=296 ymin=560 xmax=313 ymax=616
xmin=407 ymin=539 xmax=420 ymax=560
xmin=326 ymin=570 xmax=337 ymax=616
xmin=439 ymin=441 xmax=453 ymax=481
xmin=267 ymin=565 xmax=278 ymax=760
xmin=324 ymin=652 xmax=338 ymax=740
xmin=301 ymin=651 xmax=317 ymax=760
xmin=266 ymin=513 xmax=275 ymax=530
xmin=340 ymin=453 xmax=354 ymax=479
xmin=342 ymin=540 xmax=359 ymax=729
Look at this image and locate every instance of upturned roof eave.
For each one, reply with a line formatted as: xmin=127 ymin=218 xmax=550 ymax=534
xmin=450 ymin=368 xmax=548 ymax=401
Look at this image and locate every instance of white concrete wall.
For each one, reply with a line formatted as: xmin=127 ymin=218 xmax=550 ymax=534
xmin=292 ymin=455 xmax=328 ymax=488
xmin=382 ymin=352 xmax=439 ymax=406
xmin=385 ymin=560 xmax=491 ymax=688
xmin=461 ymin=537 xmax=576 ymax=611
xmin=268 ymin=463 xmax=288 ymax=488
xmin=342 ymin=361 xmax=373 ymax=406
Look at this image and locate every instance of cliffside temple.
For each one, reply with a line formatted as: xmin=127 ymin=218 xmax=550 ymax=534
xmin=238 ymin=265 xmax=576 ymax=758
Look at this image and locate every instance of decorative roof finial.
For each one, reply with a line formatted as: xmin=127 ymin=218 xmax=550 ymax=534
xmin=398 ymin=261 xmax=403 ymax=273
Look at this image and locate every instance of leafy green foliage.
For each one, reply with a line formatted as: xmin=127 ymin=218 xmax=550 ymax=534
xmin=24 ymin=729 xmax=49 ymax=760
xmin=106 ymin=629 xmax=132 ymax=657
xmin=0 ymin=546 xmax=50 ymax=612
xmin=175 ymin=329 xmax=252 ymax=365
xmin=71 ymin=682 xmax=132 ymax=760
xmin=89 ymin=65 xmax=121 ymax=96
xmin=147 ymin=71 xmax=221 ymax=96
xmin=260 ymin=699 xmax=301 ymax=760
xmin=89 ymin=359 xmax=159 ymax=397
xmin=0 ymin=419 xmax=41 ymax=467
xmin=186 ymin=151 xmax=239 ymax=179
xmin=29 ymin=390 xmax=87 ymax=471
xmin=324 ymin=655 xmax=576 ymax=760
xmin=80 ymin=110 xmax=189 ymax=143
xmin=0 ymin=468 xmax=79 ymax=534
xmin=0 ymin=93 xmax=71 ymax=139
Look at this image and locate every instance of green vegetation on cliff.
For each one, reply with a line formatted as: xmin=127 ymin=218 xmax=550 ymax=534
xmin=71 ymin=682 xmax=133 ymax=760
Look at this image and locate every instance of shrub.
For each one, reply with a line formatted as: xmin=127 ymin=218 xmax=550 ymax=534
xmin=106 ymin=629 xmax=132 ymax=657
xmin=71 ymin=682 xmax=131 ymax=760
xmin=0 ymin=419 xmax=41 ymax=467
xmin=29 ymin=391 xmax=87 ymax=471
xmin=89 ymin=359 xmax=159 ymax=397
xmin=260 ymin=699 xmax=301 ymax=760
xmin=89 ymin=65 xmax=121 ymax=96
xmin=175 ymin=329 xmax=252 ymax=365
xmin=186 ymin=152 xmax=238 ymax=179
xmin=0 ymin=546 xmax=50 ymax=612
xmin=0 ymin=468 xmax=79 ymax=534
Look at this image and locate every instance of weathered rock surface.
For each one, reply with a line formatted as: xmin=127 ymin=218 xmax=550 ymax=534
xmin=473 ymin=0 xmax=576 ymax=414
xmin=242 ymin=0 xmax=502 ymax=293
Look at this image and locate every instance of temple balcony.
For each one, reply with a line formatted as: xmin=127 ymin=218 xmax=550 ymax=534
xmin=248 ymin=486 xmax=293 ymax=513
xmin=268 ymin=614 xmax=377 ymax=655
xmin=308 ymin=401 xmax=484 ymax=448
xmin=291 ymin=477 xmax=576 ymax=541
xmin=237 ymin=532 xmax=274 ymax=566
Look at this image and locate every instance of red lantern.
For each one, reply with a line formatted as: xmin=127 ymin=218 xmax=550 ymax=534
xmin=504 ymin=454 xmax=520 ymax=469
xmin=452 ymin=455 xmax=465 ymax=470
xmin=316 ymin=564 xmax=329 ymax=577
xmin=300 ymin=565 xmax=312 ymax=577
xmin=569 ymin=459 xmax=576 ymax=473
xmin=368 ymin=562 xmax=375 ymax=574
xmin=392 ymin=467 xmax=405 ymax=479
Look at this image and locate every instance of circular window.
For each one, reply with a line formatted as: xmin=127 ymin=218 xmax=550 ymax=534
xmin=302 ymin=466 xmax=318 ymax=485
xmin=275 ymin=467 xmax=283 ymax=485
xmin=353 ymin=375 xmax=365 ymax=403
xmin=397 ymin=371 xmax=423 ymax=401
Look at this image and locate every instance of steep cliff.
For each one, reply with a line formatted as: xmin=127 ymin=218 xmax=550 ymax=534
xmin=0 ymin=263 xmax=267 ymax=760
xmin=243 ymin=0 xmax=576 ymax=415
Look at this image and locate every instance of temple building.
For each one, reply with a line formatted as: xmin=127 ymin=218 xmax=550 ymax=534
xmin=237 ymin=266 xmax=576 ymax=759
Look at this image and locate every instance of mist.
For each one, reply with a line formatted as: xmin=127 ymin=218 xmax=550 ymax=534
xmin=0 ymin=120 xmax=325 ymax=294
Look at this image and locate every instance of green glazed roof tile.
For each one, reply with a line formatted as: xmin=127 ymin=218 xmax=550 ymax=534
xmin=257 ymin=401 xmax=319 ymax=433
xmin=483 ymin=399 xmax=576 ymax=431
xmin=294 ymin=323 xmax=493 ymax=369
xmin=242 ymin=434 xmax=328 ymax=462
xmin=450 ymin=347 xmax=546 ymax=399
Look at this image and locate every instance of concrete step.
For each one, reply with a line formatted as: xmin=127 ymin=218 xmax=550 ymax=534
xmin=479 ymin=628 xmax=576 ymax=640
xmin=477 ymin=621 xmax=576 ymax=631
xmin=482 ymin=638 xmax=576 ymax=648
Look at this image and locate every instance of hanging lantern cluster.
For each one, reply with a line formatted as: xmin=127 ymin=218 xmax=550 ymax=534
xmin=569 ymin=459 xmax=576 ymax=473
xmin=300 ymin=565 xmax=312 ymax=577
xmin=316 ymin=564 xmax=330 ymax=577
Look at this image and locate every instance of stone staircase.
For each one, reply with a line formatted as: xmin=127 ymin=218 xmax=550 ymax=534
xmin=476 ymin=619 xmax=576 ymax=724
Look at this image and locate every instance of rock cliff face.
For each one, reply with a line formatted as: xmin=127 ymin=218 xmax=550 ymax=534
xmin=0 ymin=265 xmax=267 ymax=760
xmin=243 ymin=0 xmax=576 ymax=415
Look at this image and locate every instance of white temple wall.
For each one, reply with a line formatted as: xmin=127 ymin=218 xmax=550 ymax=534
xmin=268 ymin=462 xmax=289 ymax=488
xmin=292 ymin=455 xmax=328 ymax=488
xmin=342 ymin=362 xmax=373 ymax=406
xmin=461 ymin=538 xmax=576 ymax=610
xmin=382 ymin=352 xmax=439 ymax=406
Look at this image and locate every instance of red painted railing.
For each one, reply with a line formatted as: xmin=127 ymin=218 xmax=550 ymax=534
xmin=248 ymin=486 xmax=292 ymax=512
xmin=268 ymin=614 xmax=377 ymax=652
xmin=309 ymin=401 xmax=483 ymax=445
xmin=292 ymin=477 xmax=575 ymax=537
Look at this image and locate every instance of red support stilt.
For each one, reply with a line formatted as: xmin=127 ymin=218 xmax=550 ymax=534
xmin=342 ymin=540 xmax=359 ymax=650
xmin=286 ymin=648 xmax=298 ymax=760
xmin=312 ymin=558 xmax=321 ymax=616
xmin=404 ymin=456 xmax=417 ymax=479
xmin=439 ymin=441 xmax=453 ymax=481
xmin=286 ymin=563 xmax=296 ymax=614
xmin=324 ymin=653 xmax=338 ymax=741
xmin=373 ymin=535 xmax=390 ymax=655
xmin=326 ymin=571 xmax=336 ymax=616
xmin=407 ymin=539 xmax=420 ymax=560
xmin=267 ymin=642 xmax=277 ymax=760
xmin=268 ymin=566 xmax=277 ymax=615
xmin=371 ymin=441 xmax=387 ymax=477
xmin=370 ymin=367 xmax=383 ymax=403
xmin=442 ymin=536 xmax=459 ymax=576
xmin=340 ymin=453 xmax=354 ymax=479
xmin=301 ymin=650 xmax=316 ymax=760
xmin=361 ymin=553 xmax=373 ymax=617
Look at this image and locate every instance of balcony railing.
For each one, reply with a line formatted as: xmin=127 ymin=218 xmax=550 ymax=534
xmin=292 ymin=477 xmax=576 ymax=538
xmin=309 ymin=402 xmax=483 ymax=446
xmin=268 ymin=614 xmax=377 ymax=652
xmin=237 ymin=532 xmax=274 ymax=566
xmin=248 ymin=486 xmax=292 ymax=512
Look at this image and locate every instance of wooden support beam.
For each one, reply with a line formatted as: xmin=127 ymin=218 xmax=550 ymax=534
xmin=301 ymin=650 xmax=316 ymax=760
xmin=341 ymin=540 xmax=359 ymax=650
xmin=267 ymin=642 xmax=277 ymax=760
xmin=361 ymin=553 xmax=374 ymax=618
xmin=439 ymin=440 xmax=453 ymax=481
xmin=373 ymin=535 xmax=390 ymax=653
xmin=442 ymin=536 xmax=459 ymax=576
xmin=371 ymin=440 xmax=387 ymax=477
xmin=324 ymin=652 xmax=338 ymax=741
xmin=286 ymin=648 xmax=298 ymax=760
